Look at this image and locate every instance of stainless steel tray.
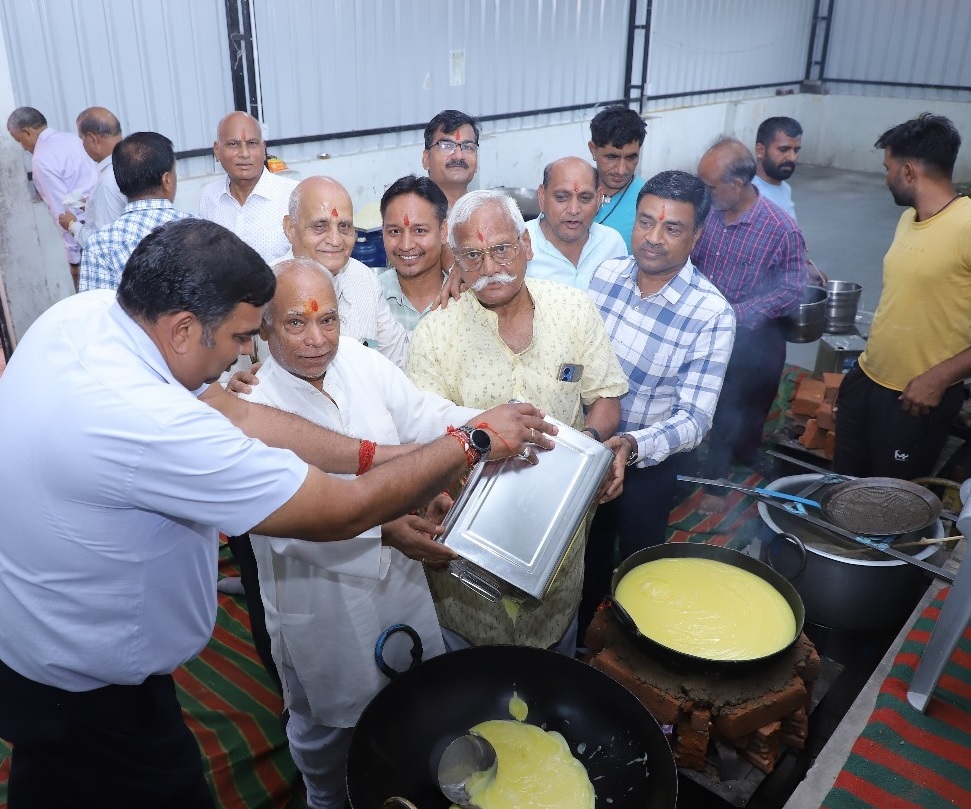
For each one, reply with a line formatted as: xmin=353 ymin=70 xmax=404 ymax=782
xmin=440 ymin=417 xmax=612 ymax=609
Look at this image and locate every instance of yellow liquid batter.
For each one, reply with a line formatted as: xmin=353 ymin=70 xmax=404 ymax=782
xmin=615 ymin=557 xmax=796 ymax=661
xmin=465 ymin=720 xmax=594 ymax=809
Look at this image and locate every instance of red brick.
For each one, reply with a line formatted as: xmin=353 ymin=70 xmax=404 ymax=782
xmin=822 ymin=372 xmax=844 ymax=402
xmin=792 ymin=379 xmax=826 ymax=415
xmin=822 ymin=429 xmax=837 ymax=460
xmin=798 ymin=419 xmax=828 ymax=450
xmin=714 ymin=679 xmax=808 ymax=740
xmin=589 ymin=648 xmax=685 ymax=725
xmin=815 ymin=401 xmax=836 ymax=431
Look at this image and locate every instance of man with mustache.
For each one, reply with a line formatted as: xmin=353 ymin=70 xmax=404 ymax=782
xmin=407 ymin=189 xmax=628 ymax=655
xmin=525 ymin=157 xmax=626 ymax=289
xmin=579 ymin=170 xmax=735 ymax=636
xmin=752 ymin=117 xmax=803 ymax=222
xmin=589 ymin=105 xmax=648 ymax=252
xmin=422 ymin=109 xmax=480 ymax=273
xmin=379 ymin=174 xmax=450 ymax=330
xmin=199 ymin=111 xmax=296 ymax=265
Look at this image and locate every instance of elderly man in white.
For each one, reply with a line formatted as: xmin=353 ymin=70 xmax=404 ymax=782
xmin=241 ymin=257 xmax=477 ymax=809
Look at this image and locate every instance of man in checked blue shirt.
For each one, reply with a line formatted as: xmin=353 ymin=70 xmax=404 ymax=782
xmin=79 ymin=131 xmax=192 ymax=291
xmin=580 ymin=170 xmax=736 ymax=635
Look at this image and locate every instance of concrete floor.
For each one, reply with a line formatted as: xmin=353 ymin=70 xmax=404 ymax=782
xmin=783 ymin=163 xmax=900 ymax=371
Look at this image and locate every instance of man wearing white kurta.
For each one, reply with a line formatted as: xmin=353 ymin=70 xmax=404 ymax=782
xmin=243 ymin=258 xmax=476 ymax=808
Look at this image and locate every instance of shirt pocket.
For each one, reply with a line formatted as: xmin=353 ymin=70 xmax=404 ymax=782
xmin=545 ymin=379 xmax=582 ymax=428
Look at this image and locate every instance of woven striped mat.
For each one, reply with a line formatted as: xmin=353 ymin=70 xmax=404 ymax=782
xmin=821 ymin=588 xmax=971 ymax=809
xmin=0 ymin=544 xmax=301 ymax=808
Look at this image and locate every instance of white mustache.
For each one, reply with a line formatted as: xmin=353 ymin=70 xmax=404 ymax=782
xmin=471 ymin=272 xmax=518 ymax=292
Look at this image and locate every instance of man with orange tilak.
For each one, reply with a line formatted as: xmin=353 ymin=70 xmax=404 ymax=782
xmin=379 ymin=174 xmax=450 ymax=330
xmin=242 ymin=257 xmax=485 ymax=809
xmin=408 ymin=189 xmax=629 ymax=655
xmin=199 ymin=111 xmax=296 ymax=265
xmin=525 ymin=156 xmax=627 ymax=289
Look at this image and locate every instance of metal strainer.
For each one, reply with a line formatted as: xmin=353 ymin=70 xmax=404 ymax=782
xmin=819 ymin=477 xmax=942 ymax=535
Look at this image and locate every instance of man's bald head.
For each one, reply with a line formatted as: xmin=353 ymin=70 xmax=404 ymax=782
xmin=76 ymin=107 xmax=123 ymax=162
xmin=697 ymin=136 xmax=758 ymax=212
xmin=213 ymin=111 xmax=266 ymax=185
xmin=284 ymin=177 xmax=356 ymax=274
xmin=262 ymin=257 xmax=340 ymax=388
xmin=537 ymin=157 xmax=601 ymax=248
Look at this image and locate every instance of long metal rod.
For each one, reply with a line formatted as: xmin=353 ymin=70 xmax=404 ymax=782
xmin=760 ymin=499 xmax=954 ymax=584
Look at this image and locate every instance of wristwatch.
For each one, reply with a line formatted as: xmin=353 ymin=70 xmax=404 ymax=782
xmin=456 ymin=425 xmax=492 ymax=463
xmin=622 ymin=433 xmax=638 ymax=467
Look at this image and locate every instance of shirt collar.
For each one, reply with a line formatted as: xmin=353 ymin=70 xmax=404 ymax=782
xmin=622 ymin=257 xmax=695 ymax=303
xmin=222 ymin=167 xmax=273 ymax=202
xmin=124 ymin=198 xmax=175 ymax=213
xmin=108 ymin=299 xmax=189 ymax=390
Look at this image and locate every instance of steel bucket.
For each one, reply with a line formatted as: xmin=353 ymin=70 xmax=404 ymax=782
xmin=824 ymin=280 xmax=863 ymax=333
xmin=782 ymin=285 xmax=829 ymax=343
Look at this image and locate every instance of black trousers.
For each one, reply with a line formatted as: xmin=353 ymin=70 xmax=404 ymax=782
xmin=0 ymin=657 xmax=213 ymax=809
xmin=834 ymin=363 xmax=964 ymax=479
xmin=578 ymin=454 xmax=682 ymax=638
xmin=227 ymin=533 xmax=283 ymax=693
xmin=701 ymin=320 xmax=786 ymax=484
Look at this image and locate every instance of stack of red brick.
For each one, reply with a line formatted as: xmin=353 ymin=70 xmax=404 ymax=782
xmin=790 ymin=372 xmax=844 ymax=459
xmin=585 ymin=608 xmax=821 ymax=774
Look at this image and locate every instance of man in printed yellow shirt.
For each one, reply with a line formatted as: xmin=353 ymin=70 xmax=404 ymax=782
xmin=836 ymin=113 xmax=971 ymax=479
xmin=407 ymin=189 xmax=629 ymax=655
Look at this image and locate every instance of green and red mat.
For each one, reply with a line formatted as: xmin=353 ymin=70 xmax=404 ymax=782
xmin=821 ymin=588 xmax=971 ymax=809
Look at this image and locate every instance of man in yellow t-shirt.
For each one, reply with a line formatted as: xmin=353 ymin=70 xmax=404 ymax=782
xmin=835 ymin=113 xmax=971 ymax=479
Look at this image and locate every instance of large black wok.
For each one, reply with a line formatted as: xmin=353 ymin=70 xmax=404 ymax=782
xmin=346 ymin=638 xmax=677 ymax=808
xmin=608 ymin=543 xmax=805 ymax=675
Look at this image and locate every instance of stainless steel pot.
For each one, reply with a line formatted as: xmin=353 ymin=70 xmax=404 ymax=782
xmin=757 ymin=474 xmax=944 ymax=631
xmin=781 ymin=285 xmax=828 ymax=343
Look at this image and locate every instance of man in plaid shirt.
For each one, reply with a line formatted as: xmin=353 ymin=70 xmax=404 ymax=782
xmin=79 ymin=131 xmax=192 ymax=291
xmin=581 ymin=170 xmax=735 ymax=635
xmin=693 ymin=137 xmax=807 ymax=512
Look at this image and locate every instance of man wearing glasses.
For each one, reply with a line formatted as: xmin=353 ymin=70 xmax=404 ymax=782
xmin=407 ymin=189 xmax=628 ymax=656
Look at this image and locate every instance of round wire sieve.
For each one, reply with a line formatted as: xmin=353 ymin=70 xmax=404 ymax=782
xmin=819 ymin=477 xmax=942 ymax=535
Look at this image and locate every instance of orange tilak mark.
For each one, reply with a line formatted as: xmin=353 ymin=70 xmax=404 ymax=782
xmin=476 ymin=230 xmax=484 ymax=242
xmin=573 ymin=183 xmax=579 ymax=193
xmin=658 ymin=205 xmax=666 ymax=222
xmin=403 ymin=214 xmax=410 ymax=227
xmin=331 ymin=207 xmax=339 ymax=217
xmin=310 ymin=298 xmax=319 ymax=312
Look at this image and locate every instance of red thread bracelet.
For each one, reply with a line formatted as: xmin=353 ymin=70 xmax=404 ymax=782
xmin=356 ymin=439 xmax=377 ymax=475
xmin=445 ymin=426 xmax=480 ymax=467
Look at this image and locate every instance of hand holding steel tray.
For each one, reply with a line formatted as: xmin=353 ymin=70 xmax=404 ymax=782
xmin=438 ymin=417 xmax=613 ymax=609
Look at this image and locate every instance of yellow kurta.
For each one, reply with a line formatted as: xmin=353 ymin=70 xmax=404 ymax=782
xmin=407 ymin=277 xmax=629 ymax=647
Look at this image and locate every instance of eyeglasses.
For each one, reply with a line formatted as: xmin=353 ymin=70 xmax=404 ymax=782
xmin=432 ymin=138 xmax=478 ymax=154
xmin=456 ymin=243 xmax=519 ymax=270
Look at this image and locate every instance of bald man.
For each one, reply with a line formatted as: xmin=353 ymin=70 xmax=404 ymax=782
xmin=525 ymin=157 xmax=627 ymax=289
xmin=692 ymin=137 xmax=807 ymax=510
xmin=57 ymin=107 xmax=126 ymax=247
xmin=198 ymin=111 xmax=296 ymax=264
xmin=280 ymin=176 xmax=410 ymax=369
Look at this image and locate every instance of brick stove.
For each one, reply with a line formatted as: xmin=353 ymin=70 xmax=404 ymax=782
xmin=584 ymin=606 xmax=822 ymax=775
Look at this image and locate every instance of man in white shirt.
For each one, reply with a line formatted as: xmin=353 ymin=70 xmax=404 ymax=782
xmin=526 ymin=157 xmax=627 ymax=289
xmin=244 ymin=257 xmax=477 ymax=809
xmin=0 ymin=218 xmax=550 ymax=808
xmin=57 ymin=107 xmax=126 ymax=247
xmin=7 ymin=106 xmax=98 ymax=287
xmin=198 ymin=111 xmax=296 ymax=264
xmin=282 ymin=176 xmax=410 ymax=368
xmin=752 ymin=116 xmax=803 ymax=221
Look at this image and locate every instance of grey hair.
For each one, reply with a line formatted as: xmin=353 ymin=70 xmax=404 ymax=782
xmin=7 ymin=106 xmax=46 ymax=131
xmin=708 ymin=135 xmax=757 ymax=185
xmin=447 ymin=190 xmax=527 ymax=248
xmin=264 ymin=257 xmax=335 ymax=326
xmin=288 ymin=183 xmax=304 ymax=220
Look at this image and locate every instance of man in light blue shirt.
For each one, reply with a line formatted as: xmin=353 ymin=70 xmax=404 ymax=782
xmin=752 ymin=116 xmax=803 ymax=221
xmin=589 ymin=106 xmax=648 ymax=252
xmin=526 ymin=157 xmax=627 ymax=289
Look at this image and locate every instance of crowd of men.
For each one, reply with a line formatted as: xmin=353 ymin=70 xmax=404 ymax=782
xmin=1 ymin=102 xmax=967 ymax=809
